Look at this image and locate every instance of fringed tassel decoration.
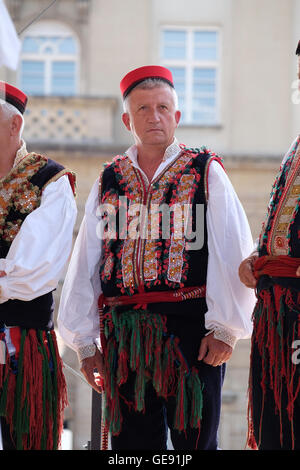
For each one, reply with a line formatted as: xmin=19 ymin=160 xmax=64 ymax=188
xmin=101 ymin=308 xmax=204 ymax=439
xmin=188 ymin=367 xmax=204 ymax=430
xmin=188 ymin=367 xmax=204 ymax=449
xmin=174 ymin=370 xmax=188 ymax=433
xmin=0 ymin=328 xmax=68 ymax=450
xmin=247 ymin=338 xmax=258 ymax=450
xmin=48 ymin=329 xmax=69 ymax=449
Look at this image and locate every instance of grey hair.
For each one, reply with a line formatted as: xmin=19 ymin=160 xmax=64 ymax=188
xmin=0 ymin=99 xmax=25 ymax=136
xmin=122 ymin=78 xmax=179 ymax=112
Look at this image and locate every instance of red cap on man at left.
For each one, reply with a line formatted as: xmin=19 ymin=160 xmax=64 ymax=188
xmin=0 ymin=81 xmax=28 ymax=114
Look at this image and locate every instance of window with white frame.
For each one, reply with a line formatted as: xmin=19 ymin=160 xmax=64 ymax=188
xmin=19 ymin=21 xmax=79 ymax=96
xmin=161 ymin=28 xmax=220 ymax=125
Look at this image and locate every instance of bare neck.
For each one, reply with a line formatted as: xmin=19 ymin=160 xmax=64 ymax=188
xmin=137 ymin=144 xmax=167 ymax=182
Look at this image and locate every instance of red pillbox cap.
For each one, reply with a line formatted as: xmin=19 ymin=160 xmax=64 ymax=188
xmin=120 ymin=65 xmax=174 ymax=98
xmin=0 ymin=82 xmax=28 ymax=114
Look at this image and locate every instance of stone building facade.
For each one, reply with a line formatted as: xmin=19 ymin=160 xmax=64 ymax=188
xmin=1 ymin=0 xmax=300 ymax=450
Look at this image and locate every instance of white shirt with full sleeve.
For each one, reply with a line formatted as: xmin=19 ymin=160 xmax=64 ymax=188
xmin=0 ymin=140 xmax=77 ymax=305
xmin=58 ymin=141 xmax=256 ymax=358
xmin=0 ymin=175 xmax=77 ymax=305
xmin=0 ymin=144 xmax=77 ymax=451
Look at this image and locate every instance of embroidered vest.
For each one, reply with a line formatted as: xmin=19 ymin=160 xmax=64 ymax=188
xmin=0 ymin=153 xmax=76 ymax=328
xmin=258 ymin=136 xmax=300 ymax=290
xmin=99 ymin=146 xmax=223 ymax=317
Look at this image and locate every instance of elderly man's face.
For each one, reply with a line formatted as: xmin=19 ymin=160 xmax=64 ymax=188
xmin=122 ymin=85 xmax=181 ymax=150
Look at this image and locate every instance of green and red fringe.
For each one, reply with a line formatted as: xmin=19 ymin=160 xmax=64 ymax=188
xmin=101 ymin=307 xmax=203 ymax=439
xmin=0 ymin=328 xmax=68 ymax=450
xmin=247 ymin=285 xmax=300 ymax=450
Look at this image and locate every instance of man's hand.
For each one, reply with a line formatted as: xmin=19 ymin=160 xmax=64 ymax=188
xmin=238 ymin=253 xmax=258 ymax=288
xmin=297 ymin=265 xmax=300 ymax=277
xmin=80 ymin=348 xmax=104 ymax=393
xmin=198 ymin=332 xmax=233 ymax=367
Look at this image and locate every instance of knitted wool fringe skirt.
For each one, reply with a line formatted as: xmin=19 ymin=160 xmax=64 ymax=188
xmin=0 ymin=327 xmax=68 ymax=450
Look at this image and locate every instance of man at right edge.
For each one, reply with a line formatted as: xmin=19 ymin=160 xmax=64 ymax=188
xmin=239 ymin=42 xmax=300 ymax=450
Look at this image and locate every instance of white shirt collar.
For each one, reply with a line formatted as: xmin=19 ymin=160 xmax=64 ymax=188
xmin=125 ymin=137 xmax=182 ymax=170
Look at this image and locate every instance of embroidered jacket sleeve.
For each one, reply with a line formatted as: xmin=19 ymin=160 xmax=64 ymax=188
xmin=0 ymin=175 xmax=77 ymax=303
xmin=205 ymin=160 xmax=256 ymax=348
xmin=57 ymin=178 xmax=102 ymax=360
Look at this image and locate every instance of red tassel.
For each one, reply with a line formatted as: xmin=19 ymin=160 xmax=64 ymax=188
xmin=249 ymin=285 xmax=300 ymax=450
xmin=6 ymin=372 xmax=16 ymax=438
xmin=117 ymin=349 xmax=128 ymax=385
xmin=49 ymin=330 xmax=68 ymax=448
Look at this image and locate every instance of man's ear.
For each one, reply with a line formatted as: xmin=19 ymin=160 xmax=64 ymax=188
xmin=10 ymin=114 xmax=23 ymax=137
xmin=122 ymin=112 xmax=131 ymax=131
xmin=175 ymin=110 xmax=181 ymax=127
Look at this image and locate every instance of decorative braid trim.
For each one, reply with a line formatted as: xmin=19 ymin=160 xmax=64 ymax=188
xmin=101 ymin=308 xmax=204 ymax=438
xmin=42 ymin=169 xmax=76 ymax=196
xmin=213 ymin=327 xmax=237 ymax=349
xmin=77 ymin=343 xmax=97 ymax=362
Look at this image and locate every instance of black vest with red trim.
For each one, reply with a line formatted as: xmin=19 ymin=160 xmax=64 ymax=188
xmin=99 ymin=146 xmax=223 ymax=318
xmin=258 ymin=137 xmax=300 ymax=291
xmin=0 ymin=153 xmax=75 ymax=329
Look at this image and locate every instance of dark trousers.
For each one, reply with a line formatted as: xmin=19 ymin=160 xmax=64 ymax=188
xmin=111 ymin=361 xmax=225 ymax=450
xmin=251 ymin=342 xmax=300 ymax=450
xmin=0 ymin=417 xmax=15 ymax=450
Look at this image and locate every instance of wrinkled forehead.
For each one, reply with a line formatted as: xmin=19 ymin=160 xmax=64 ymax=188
xmin=129 ymin=84 xmax=177 ymax=105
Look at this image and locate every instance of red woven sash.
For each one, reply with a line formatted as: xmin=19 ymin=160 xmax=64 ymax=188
xmin=254 ymin=255 xmax=300 ymax=279
xmin=99 ymin=285 xmax=206 ymax=309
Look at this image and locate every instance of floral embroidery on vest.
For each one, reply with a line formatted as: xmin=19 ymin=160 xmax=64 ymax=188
xmin=141 ymin=152 xmax=198 ymax=287
xmin=100 ymin=149 xmax=207 ymax=293
xmin=167 ymin=173 xmax=197 ymax=283
xmin=0 ymin=154 xmax=47 ymax=243
xmin=100 ymin=190 xmax=119 ymax=283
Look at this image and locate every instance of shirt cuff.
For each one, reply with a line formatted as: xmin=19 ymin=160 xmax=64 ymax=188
xmin=206 ymin=326 xmax=238 ymax=349
xmin=77 ymin=343 xmax=101 ymax=363
xmin=0 ymin=276 xmax=10 ymax=304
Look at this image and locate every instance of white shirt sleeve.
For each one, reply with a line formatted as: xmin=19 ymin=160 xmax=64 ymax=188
xmin=0 ymin=175 xmax=77 ymax=303
xmin=57 ymin=178 xmax=102 ymax=352
xmin=205 ymin=160 xmax=256 ymax=347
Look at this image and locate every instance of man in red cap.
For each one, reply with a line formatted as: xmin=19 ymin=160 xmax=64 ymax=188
xmin=238 ymin=43 xmax=300 ymax=450
xmin=0 ymin=82 xmax=77 ymax=450
xmin=59 ymin=65 xmax=255 ymax=450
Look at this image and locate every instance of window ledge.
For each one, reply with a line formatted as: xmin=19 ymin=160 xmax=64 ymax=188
xmin=178 ymin=123 xmax=223 ymax=130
